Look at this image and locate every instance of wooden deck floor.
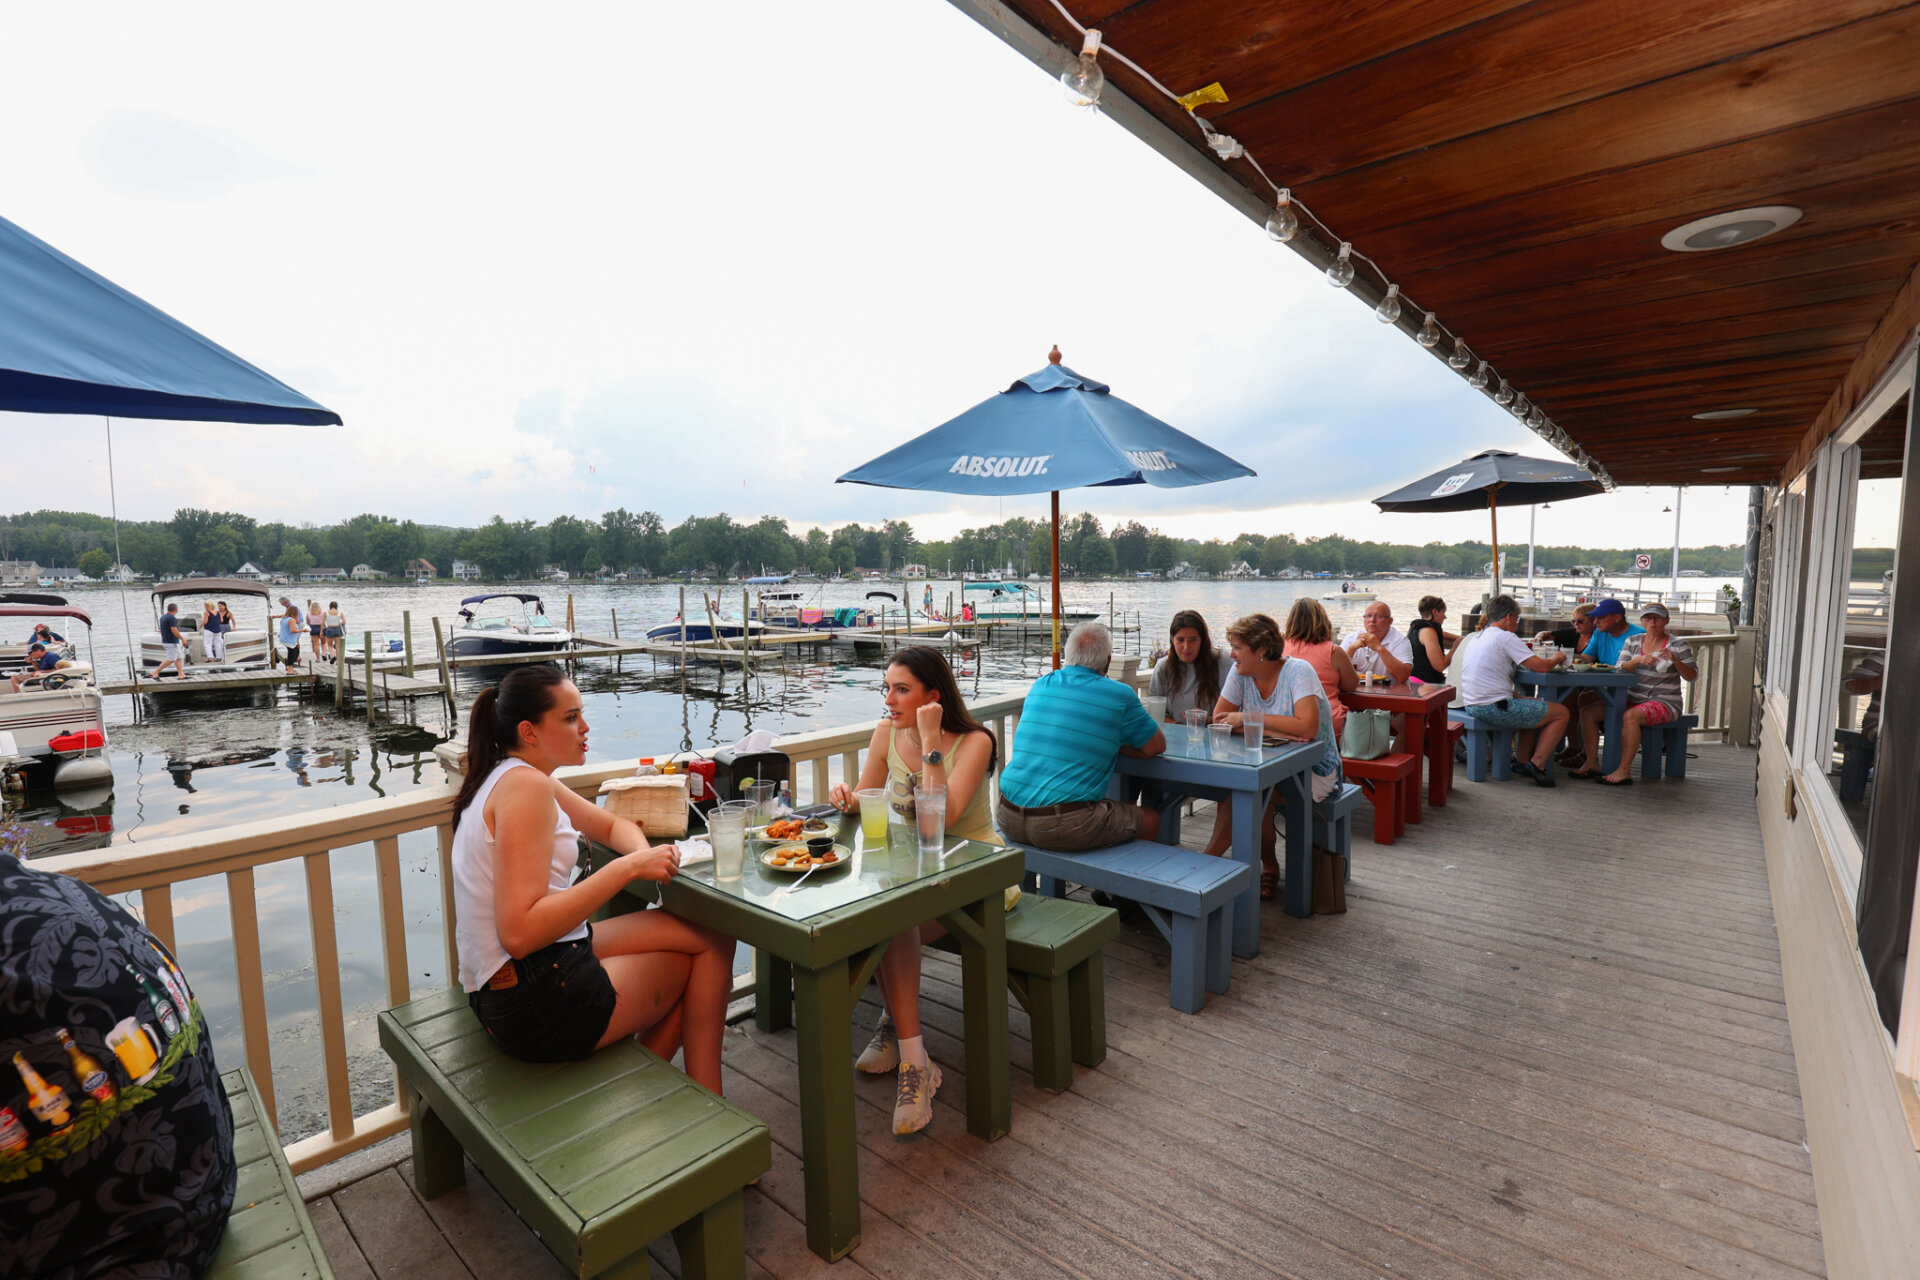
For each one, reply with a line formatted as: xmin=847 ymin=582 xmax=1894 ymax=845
xmin=303 ymin=742 xmax=1823 ymax=1280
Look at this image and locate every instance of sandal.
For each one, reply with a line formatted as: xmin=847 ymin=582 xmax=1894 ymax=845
xmin=1260 ymin=866 xmax=1280 ymax=900
xmin=1595 ymin=774 xmax=1634 ymax=787
xmin=1569 ymin=767 xmax=1604 ymax=780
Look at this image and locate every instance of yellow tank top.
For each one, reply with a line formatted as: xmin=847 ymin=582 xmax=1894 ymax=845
xmin=885 ymin=724 xmax=998 ymax=845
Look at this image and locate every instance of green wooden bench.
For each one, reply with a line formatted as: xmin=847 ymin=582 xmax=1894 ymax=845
xmin=928 ymin=894 xmax=1119 ymax=1092
xmin=379 ymin=985 xmax=769 ymax=1280
xmin=206 ymin=1067 xmax=337 ymax=1280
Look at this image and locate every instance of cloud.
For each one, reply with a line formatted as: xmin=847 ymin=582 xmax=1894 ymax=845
xmin=83 ymin=106 xmax=304 ymax=203
xmin=467 ymin=469 xmax=493 ymax=483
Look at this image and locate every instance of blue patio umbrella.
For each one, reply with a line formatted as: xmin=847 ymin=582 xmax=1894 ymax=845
xmin=0 ymin=212 xmax=339 ymax=649
xmin=839 ymin=348 xmax=1255 ymax=664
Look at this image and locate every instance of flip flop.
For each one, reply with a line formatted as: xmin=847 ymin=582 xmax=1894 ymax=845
xmin=1260 ymin=866 xmax=1280 ymax=900
xmin=1569 ymin=768 xmax=1604 ymax=780
xmin=1595 ymin=775 xmax=1634 ymax=787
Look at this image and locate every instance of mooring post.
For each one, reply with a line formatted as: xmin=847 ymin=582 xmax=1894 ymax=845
xmin=402 ymin=610 xmax=415 ymax=677
xmin=364 ymin=630 xmax=376 ymax=725
xmin=432 ymin=616 xmax=454 ymax=715
xmin=611 ymin=607 xmax=619 ymax=640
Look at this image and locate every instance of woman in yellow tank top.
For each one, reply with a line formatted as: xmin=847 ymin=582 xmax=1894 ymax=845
xmin=829 ymin=646 xmax=998 ymax=1134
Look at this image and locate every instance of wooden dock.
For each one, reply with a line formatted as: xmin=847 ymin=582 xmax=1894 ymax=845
xmin=99 ymin=661 xmax=448 ymax=706
xmin=300 ymin=740 xmax=1823 ymax=1280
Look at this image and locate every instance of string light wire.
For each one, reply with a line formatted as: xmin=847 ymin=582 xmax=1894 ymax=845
xmin=1042 ymin=0 xmax=1612 ymax=490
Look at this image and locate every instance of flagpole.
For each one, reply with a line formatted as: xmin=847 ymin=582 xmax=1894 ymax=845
xmin=1050 ymin=489 xmax=1062 ymax=670
xmin=1487 ymin=490 xmax=1500 ymax=602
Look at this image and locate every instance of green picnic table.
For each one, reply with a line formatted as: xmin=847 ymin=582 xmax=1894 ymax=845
xmin=593 ymin=813 xmax=1021 ymax=1262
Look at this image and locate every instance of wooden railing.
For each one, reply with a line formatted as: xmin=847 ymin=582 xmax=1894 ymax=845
xmin=32 ymin=681 xmax=1077 ymax=1175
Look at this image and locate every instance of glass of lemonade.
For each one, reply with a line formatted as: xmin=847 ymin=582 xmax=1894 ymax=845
xmin=856 ymin=787 xmax=888 ymax=846
xmin=708 ymin=808 xmax=747 ymax=880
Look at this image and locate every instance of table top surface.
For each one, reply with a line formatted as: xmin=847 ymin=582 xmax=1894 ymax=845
xmin=1516 ymin=667 xmax=1640 ymax=688
xmin=670 ymin=812 xmax=1013 ymax=925
xmin=1120 ymin=722 xmax=1321 ymax=782
xmin=1342 ymin=680 xmax=1458 ymax=710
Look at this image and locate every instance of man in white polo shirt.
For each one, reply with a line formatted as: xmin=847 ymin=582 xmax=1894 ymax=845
xmin=1341 ymin=601 xmax=1413 ymax=683
xmin=1459 ymin=594 xmax=1571 ymax=786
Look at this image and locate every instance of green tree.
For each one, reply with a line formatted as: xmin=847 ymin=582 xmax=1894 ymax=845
xmin=277 ymin=542 xmax=315 ymax=576
xmin=78 ymin=548 xmax=112 ymax=579
xmin=198 ymin=524 xmax=243 ymax=574
xmin=547 ymin=515 xmax=597 ymax=573
xmin=1148 ymin=535 xmax=1179 ymax=575
xmin=635 ymin=511 xmax=667 ymax=575
xmin=600 ymin=508 xmax=638 ymax=572
xmin=1193 ymin=540 xmax=1233 ymax=576
xmin=1110 ymin=520 xmax=1151 ymax=573
xmin=1231 ymin=534 xmax=1265 ymax=574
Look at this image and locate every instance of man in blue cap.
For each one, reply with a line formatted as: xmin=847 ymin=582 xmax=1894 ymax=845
xmin=1581 ymin=599 xmax=1644 ymax=667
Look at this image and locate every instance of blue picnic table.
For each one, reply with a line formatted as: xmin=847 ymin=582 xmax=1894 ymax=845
xmin=1514 ymin=667 xmax=1641 ymax=773
xmin=1110 ymin=723 xmax=1323 ymax=951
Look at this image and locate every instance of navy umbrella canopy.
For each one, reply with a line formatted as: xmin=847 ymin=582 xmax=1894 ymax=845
xmin=1374 ymin=449 xmax=1604 ymax=596
xmin=839 ymin=348 xmax=1255 ymax=663
xmin=0 ymin=214 xmax=340 ymax=425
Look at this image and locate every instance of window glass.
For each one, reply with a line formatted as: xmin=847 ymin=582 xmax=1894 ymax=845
xmin=1815 ymin=403 xmax=1904 ymax=842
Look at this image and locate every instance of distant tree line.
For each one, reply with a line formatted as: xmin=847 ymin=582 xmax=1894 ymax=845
xmin=0 ymin=506 xmax=1758 ymax=581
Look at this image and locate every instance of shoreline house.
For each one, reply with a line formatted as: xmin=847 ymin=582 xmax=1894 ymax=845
xmin=350 ymin=564 xmax=388 ymax=581
xmin=233 ymin=561 xmax=269 ymax=581
xmin=451 ymin=558 xmax=482 ymax=581
xmin=300 ymin=567 xmax=346 ymax=583
xmin=405 ymin=558 xmax=435 ymax=580
xmin=0 ymin=560 xmax=42 ymax=585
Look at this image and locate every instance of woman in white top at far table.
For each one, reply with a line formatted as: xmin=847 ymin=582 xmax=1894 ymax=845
xmin=449 ymin=665 xmax=734 ymax=1090
xmin=1203 ymin=612 xmax=1344 ymax=900
xmin=1456 ymin=593 xmax=1571 ymax=787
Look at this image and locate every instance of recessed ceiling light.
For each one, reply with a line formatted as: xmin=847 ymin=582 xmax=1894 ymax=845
xmin=1701 ymin=466 xmax=1741 ymax=473
xmin=1691 ymin=408 xmax=1758 ymax=420
xmin=1661 ymin=206 xmax=1802 ymax=253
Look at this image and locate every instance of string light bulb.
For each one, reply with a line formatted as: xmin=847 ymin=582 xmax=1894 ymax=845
xmin=1449 ymin=342 xmax=1472 ymax=371
xmin=1494 ymin=379 xmax=1515 ymax=406
xmin=1264 ymin=189 xmax=1298 ymax=242
xmin=1469 ymin=361 xmax=1491 ymax=390
xmin=1060 ymin=30 xmax=1105 ymax=108
xmin=1417 ymin=312 xmax=1441 ymax=347
xmin=1326 ymin=242 xmax=1355 ymax=289
xmin=1510 ymin=394 xmax=1530 ymax=420
xmin=1526 ymin=406 xmax=1546 ymax=429
xmin=1374 ymin=284 xmax=1402 ymax=325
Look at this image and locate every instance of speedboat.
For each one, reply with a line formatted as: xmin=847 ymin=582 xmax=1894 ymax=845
xmin=0 ymin=598 xmax=112 ymax=791
xmin=138 ymin=578 xmax=274 ymax=675
xmin=960 ymin=581 xmax=1100 ymax=624
xmin=448 ymin=593 xmax=572 ymax=658
xmin=645 ymin=592 xmax=772 ymax=643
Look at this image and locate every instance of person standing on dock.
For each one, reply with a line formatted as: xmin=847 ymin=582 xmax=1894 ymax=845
xmin=154 ymin=603 xmax=189 ymax=680
xmin=276 ymin=597 xmax=302 ymax=669
xmin=323 ymin=601 xmax=344 ymax=664
xmin=305 ymin=600 xmax=325 ymax=665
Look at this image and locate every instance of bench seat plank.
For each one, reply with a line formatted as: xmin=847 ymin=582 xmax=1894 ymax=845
xmin=206 ymin=1067 xmax=337 ymax=1280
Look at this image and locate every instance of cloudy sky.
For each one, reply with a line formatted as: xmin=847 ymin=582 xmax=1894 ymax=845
xmin=0 ymin=0 xmax=1784 ymax=553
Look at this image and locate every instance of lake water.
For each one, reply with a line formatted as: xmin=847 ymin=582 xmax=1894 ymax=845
xmin=8 ymin=573 xmax=1737 ymax=1139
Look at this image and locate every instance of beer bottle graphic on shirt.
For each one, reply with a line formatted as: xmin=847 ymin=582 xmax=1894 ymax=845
xmin=149 ymin=941 xmax=193 ymax=1017
xmin=126 ymin=965 xmax=181 ymax=1038
xmin=12 ymin=1053 xmax=72 ymax=1130
xmin=56 ymin=1028 xmax=116 ymax=1104
xmin=0 ymin=1106 xmax=29 ymax=1153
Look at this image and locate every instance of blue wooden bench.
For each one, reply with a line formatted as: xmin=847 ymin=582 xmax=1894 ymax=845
xmin=1448 ymin=710 xmax=1554 ymax=783
xmin=1835 ymin=727 xmax=1875 ymax=802
xmin=1022 ymin=839 xmax=1253 ymax=1014
xmin=1639 ymin=713 xmax=1700 ymax=780
xmin=1312 ymin=782 xmax=1364 ymax=884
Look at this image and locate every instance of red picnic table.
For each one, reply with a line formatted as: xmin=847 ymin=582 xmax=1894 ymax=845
xmin=1341 ymin=679 xmax=1458 ymax=825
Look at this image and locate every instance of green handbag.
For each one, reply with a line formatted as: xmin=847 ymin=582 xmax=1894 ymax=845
xmin=1339 ymin=708 xmax=1392 ymax=760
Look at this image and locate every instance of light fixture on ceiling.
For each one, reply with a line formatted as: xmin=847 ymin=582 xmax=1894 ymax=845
xmin=1469 ymin=361 xmax=1491 ymax=391
xmin=1494 ymin=379 xmax=1515 ymax=407
xmin=1417 ymin=313 xmax=1441 ymax=348
xmin=1449 ymin=342 xmax=1472 ymax=371
xmin=1326 ymin=242 xmax=1355 ymax=288
xmin=1060 ymin=30 xmax=1105 ymax=107
xmin=1690 ymin=408 xmax=1758 ymax=420
xmin=1264 ymin=189 xmax=1298 ymax=242
xmin=1660 ymin=206 xmax=1802 ymax=253
xmin=1701 ymin=466 xmax=1741 ymax=473
xmin=1374 ymin=284 xmax=1402 ymax=324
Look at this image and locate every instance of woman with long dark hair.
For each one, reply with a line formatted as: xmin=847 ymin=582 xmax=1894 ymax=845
xmin=1148 ymin=610 xmax=1229 ymax=722
xmin=449 ymin=666 xmax=733 ymax=1090
xmin=829 ymin=645 xmax=998 ymax=1134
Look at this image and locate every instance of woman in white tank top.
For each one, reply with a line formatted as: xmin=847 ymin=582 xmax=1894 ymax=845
xmin=449 ymin=666 xmax=734 ymax=1091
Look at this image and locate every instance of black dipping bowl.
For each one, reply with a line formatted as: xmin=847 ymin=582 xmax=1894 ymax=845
xmin=805 ymin=835 xmax=836 ymax=857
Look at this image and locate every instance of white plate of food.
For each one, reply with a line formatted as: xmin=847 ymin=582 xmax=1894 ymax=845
xmin=750 ymin=816 xmax=838 ymax=843
xmin=761 ymin=843 xmax=852 ymax=873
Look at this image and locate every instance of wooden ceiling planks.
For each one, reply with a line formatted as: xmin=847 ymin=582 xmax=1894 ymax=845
xmin=984 ymin=0 xmax=1920 ymax=482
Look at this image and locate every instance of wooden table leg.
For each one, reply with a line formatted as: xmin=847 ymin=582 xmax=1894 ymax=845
xmin=790 ymin=957 xmax=861 ymax=1262
xmin=754 ymin=950 xmax=793 ymax=1033
xmin=942 ymin=894 xmax=1011 ymax=1141
xmin=1601 ymin=690 xmax=1627 ymax=775
xmin=1279 ymin=774 xmax=1312 ymax=920
xmin=1229 ymin=788 xmax=1263 ymax=956
xmin=1426 ymin=705 xmax=1452 ymax=806
xmin=1402 ymin=709 xmax=1427 ymax=825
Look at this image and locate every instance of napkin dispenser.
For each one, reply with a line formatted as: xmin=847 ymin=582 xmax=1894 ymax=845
xmin=709 ymin=745 xmax=791 ymax=806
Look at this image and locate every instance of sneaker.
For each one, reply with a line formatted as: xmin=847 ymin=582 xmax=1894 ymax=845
xmin=1517 ymin=760 xmax=1557 ymax=788
xmin=855 ymin=1013 xmax=898 ymax=1074
xmin=893 ymin=1060 xmax=941 ymax=1135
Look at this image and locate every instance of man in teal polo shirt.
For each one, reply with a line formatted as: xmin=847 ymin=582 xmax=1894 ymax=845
xmin=996 ymin=622 xmax=1166 ymax=851
xmin=1583 ymin=598 xmax=1644 ymax=665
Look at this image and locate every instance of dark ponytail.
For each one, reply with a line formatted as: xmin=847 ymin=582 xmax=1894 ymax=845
xmin=452 ymin=666 xmax=570 ymax=820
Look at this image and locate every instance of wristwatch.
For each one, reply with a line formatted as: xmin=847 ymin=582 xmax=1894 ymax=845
xmin=922 ymin=748 xmax=945 ymax=767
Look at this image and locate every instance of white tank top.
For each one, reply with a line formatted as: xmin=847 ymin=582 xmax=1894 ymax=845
xmin=451 ymin=757 xmax=588 ymax=991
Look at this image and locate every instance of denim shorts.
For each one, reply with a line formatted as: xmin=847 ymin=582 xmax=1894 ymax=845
xmin=467 ymin=929 xmax=618 ymax=1062
xmin=1463 ymin=697 xmax=1551 ymax=730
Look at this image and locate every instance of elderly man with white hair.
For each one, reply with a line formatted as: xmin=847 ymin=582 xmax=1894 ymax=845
xmin=996 ymin=622 xmax=1167 ymax=851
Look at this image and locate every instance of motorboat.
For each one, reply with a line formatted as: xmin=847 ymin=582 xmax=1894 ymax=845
xmin=0 ymin=600 xmax=112 ymax=791
xmin=138 ymin=578 xmax=274 ymax=675
xmin=1321 ymin=583 xmax=1377 ymax=602
xmin=645 ymin=591 xmax=773 ymax=643
xmin=449 ymin=593 xmax=572 ymax=658
xmin=960 ymin=581 xmax=1100 ymax=624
